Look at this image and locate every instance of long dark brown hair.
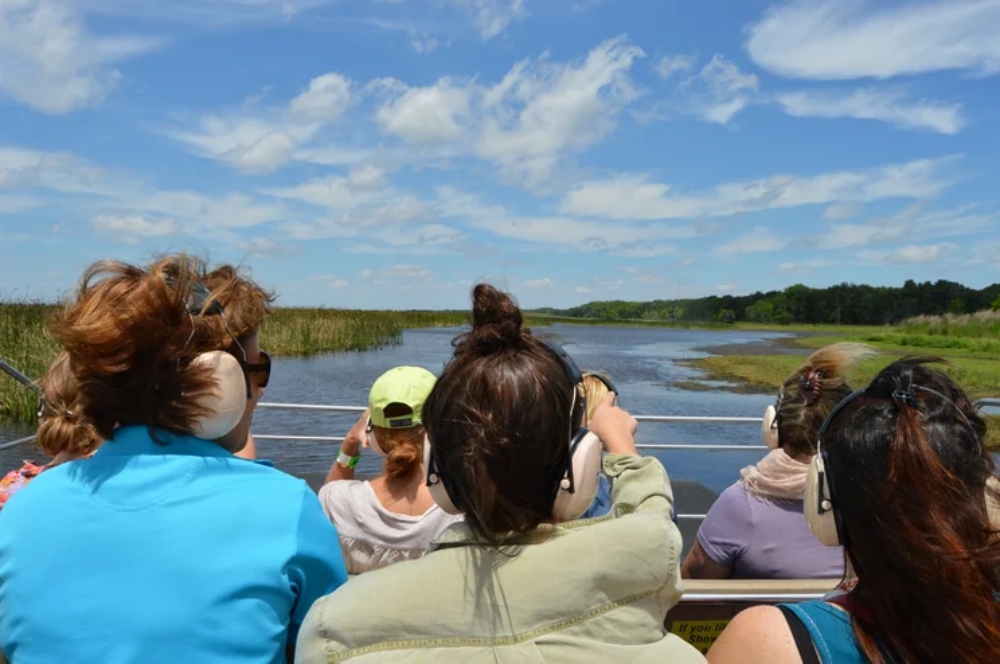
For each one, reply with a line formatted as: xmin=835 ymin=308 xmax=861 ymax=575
xmin=421 ymin=283 xmax=574 ymax=546
xmin=823 ymin=357 xmax=1000 ymax=663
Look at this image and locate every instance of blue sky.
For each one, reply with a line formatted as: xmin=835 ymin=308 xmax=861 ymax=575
xmin=1 ymin=0 xmax=998 ymax=309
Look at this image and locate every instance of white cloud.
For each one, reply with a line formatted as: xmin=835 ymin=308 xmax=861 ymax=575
xmin=0 ymin=146 xmax=108 ymax=194
xmin=823 ymin=201 xmax=863 ymax=221
xmin=168 ymin=71 xmax=352 ymax=173
xmin=0 ymin=0 xmax=161 ymax=114
xmin=560 ymin=157 xmax=956 ymax=221
xmin=410 ymin=36 xmax=440 ymax=54
xmin=864 ymin=243 xmax=956 ymax=265
xmin=714 ymin=227 xmax=788 ymax=256
xmin=746 ymin=0 xmax=1000 ymax=80
xmin=347 ymin=164 xmax=389 ymax=190
xmin=375 ymin=79 xmax=471 ymax=145
xmin=682 ymin=55 xmax=760 ymax=124
xmin=79 ymin=0 xmax=337 ymax=25
xmin=435 ymin=187 xmax=693 ymax=253
xmin=521 ymin=277 xmax=552 ymax=290
xmin=777 ymin=88 xmax=964 ymax=134
xmin=90 ymin=213 xmax=179 ymax=243
xmin=777 ymin=258 xmax=837 ymax=275
xmin=654 ymin=54 xmax=694 ymax=79
xmin=820 ymin=222 xmax=910 ymax=249
xmin=476 ymin=35 xmax=644 ymax=188
xmin=360 ymin=264 xmax=433 ymax=282
xmin=447 ymin=0 xmax=528 ymax=39
xmin=237 ymin=237 xmax=299 ymax=258
xmin=135 ymin=190 xmax=285 ymax=230
xmin=289 ymin=72 xmax=351 ymax=121
xmin=265 ymin=174 xmax=383 ymax=211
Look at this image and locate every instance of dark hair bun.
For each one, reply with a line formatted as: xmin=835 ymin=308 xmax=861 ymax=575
xmin=462 ymin=283 xmax=527 ymax=354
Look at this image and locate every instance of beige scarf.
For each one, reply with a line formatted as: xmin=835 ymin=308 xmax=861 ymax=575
xmin=738 ymin=448 xmax=811 ymax=501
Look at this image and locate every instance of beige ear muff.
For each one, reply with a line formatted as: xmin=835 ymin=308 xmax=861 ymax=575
xmin=761 ymin=404 xmax=780 ymax=450
xmin=188 ymin=351 xmax=248 ymax=441
xmin=804 ymin=454 xmax=841 ymax=547
xmin=366 ymin=418 xmax=387 ymax=457
xmin=551 ymin=430 xmax=603 ymax=522
xmin=423 ymin=435 xmax=460 ymax=515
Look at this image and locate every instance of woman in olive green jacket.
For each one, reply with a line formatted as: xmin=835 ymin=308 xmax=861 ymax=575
xmin=296 ymin=284 xmax=703 ymax=663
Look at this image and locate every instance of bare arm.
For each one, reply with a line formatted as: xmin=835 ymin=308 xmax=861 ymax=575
xmin=325 ymin=410 xmax=369 ymax=483
xmin=707 ymin=605 xmax=802 ymax=664
xmin=682 ymin=539 xmax=734 ymax=579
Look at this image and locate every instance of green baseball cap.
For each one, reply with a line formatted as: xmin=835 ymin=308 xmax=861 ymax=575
xmin=368 ymin=366 xmax=437 ymax=429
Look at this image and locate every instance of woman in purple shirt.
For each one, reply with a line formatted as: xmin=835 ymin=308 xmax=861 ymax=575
xmin=681 ymin=343 xmax=873 ymax=580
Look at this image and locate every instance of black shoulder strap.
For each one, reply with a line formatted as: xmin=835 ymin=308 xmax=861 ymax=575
xmin=777 ymin=604 xmax=821 ymax=664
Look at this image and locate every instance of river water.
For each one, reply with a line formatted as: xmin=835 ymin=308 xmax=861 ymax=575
xmin=0 ymin=324 xmax=797 ymax=493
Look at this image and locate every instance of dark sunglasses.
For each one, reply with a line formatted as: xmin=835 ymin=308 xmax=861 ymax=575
xmin=245 ymin=351 xmax=271 ymax=389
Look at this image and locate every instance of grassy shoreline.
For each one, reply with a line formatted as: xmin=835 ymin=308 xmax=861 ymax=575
xmin=683 ymin=333 xmax=1000 ymax=450
xmin=0 ymin=303 xmax=467 ymax=424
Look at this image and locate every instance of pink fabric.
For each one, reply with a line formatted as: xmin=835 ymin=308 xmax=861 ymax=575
xmin=738 ymin=449 xmax=810 ymax=501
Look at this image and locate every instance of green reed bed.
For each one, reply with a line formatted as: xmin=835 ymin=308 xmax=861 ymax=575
xmin=0 ymin=303 xmax=468 ymax=424
xmin=260 ymin=308 xmax=467 ymax=355
xmin=0 ymin=303 xmax=58 ymax=426
xmin=898 ymin=310 xmax=1000 ymax=340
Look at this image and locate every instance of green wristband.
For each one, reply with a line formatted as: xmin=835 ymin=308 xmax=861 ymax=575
xmin=337 ymin=450 xmax=360 ymax=469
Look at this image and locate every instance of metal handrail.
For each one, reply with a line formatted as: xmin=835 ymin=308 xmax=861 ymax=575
xmin=680 ymin=592 xmax=826 ymax=603
xmin=252 ymin=402 xmax=770 ymax=451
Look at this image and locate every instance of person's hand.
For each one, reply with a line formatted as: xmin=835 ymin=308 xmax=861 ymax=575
xmin=588 ymin=393 xmax=638 ymax=456
xmin=341 ymin=409 xmax=370 ymax=457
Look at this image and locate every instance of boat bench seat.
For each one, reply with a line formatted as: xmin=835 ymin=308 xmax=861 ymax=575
xmin=665 ymin=578 xmax=839 ymax=654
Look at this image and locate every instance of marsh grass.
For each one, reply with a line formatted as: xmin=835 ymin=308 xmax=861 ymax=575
xmin=0 ymin=303 xmax=58 ymax=426
xmin=260 ymin=308 xmax=467 ymax=355
xmin=0 ymin=303 xmax=467 ymax=424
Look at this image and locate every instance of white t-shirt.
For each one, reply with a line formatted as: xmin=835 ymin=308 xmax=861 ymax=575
xmin=318 ymin=480 xmax=464 ymax=575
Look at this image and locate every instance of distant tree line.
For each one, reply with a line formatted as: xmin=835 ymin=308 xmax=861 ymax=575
xmin=537 ymin=280 xmax=1000 ymax=325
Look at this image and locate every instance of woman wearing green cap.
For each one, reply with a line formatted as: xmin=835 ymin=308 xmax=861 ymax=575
xmin=318 ymin=366 xmax=464 ymax=575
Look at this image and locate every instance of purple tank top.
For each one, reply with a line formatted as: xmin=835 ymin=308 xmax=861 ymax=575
xmin=697 ymin=483 xmax=845 ymax=579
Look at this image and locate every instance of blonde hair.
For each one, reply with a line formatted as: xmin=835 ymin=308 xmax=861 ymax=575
xmin=372 ymin=426 xmax=424 ymax=481
xmin=582 ymin=373 xmax=613 ymax=424
xmin=36 ymin=351 xmax=101 ymax=457
xmin=776 ymin=342 xmax=875 ymax=459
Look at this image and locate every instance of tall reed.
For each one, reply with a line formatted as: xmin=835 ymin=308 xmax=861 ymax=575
xmin=899 ymin=310 xmax=1000 ymax=339
xmin=0 ymin=303 xmax=58 ymax=426
xmin=0 ymin=303 xmax=467 ymax=424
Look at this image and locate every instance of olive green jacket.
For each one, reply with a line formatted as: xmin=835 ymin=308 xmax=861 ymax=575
xmin=296 ymin=454 xmax=705 ymax=663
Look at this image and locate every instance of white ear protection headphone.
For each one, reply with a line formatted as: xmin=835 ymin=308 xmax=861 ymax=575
xmin=423 ymin=339 xmax=604 ymax=521
xmin=804 ymin=388 xmax=863 ymax=548
xmin=366 ymin=418 xmax=389 ymax=457
xmin=761 ymin=398 xmax=781 ymax=450
xmin=175 ymin=279 xmax=251 ymax=441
